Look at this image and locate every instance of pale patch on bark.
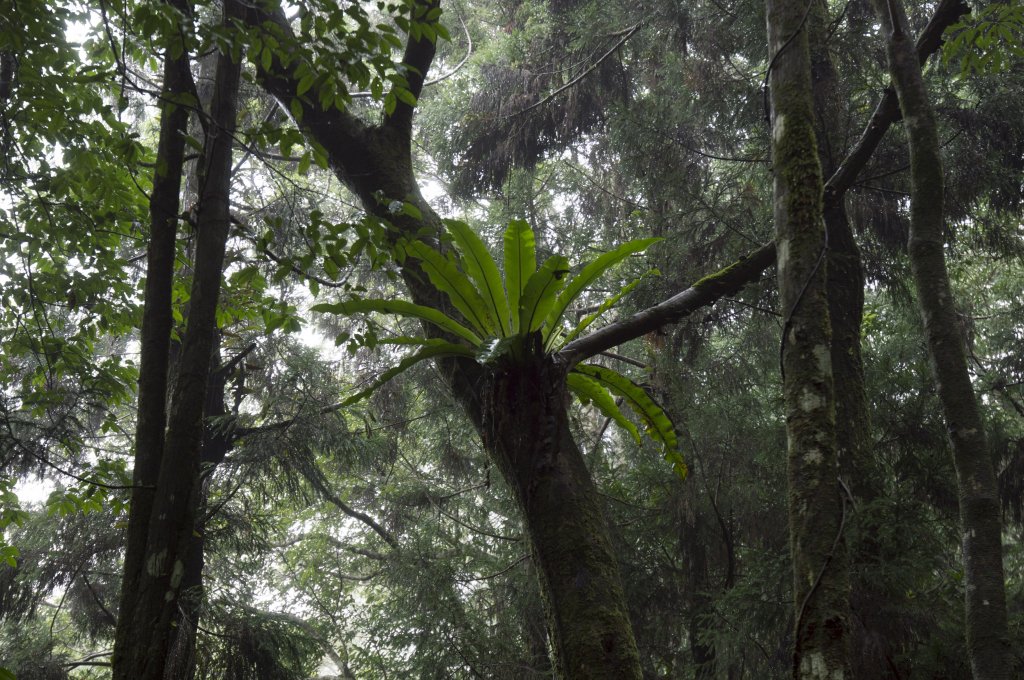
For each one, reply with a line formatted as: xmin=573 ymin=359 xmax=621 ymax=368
xmin=804 ymin=448 xmax=824 ymax=465
xmin=800 ymin=387 xmax=824 ymax=412
xmin=812 ymin=343 xmax=831 ymax=373
xmin=146 ymin=549 xmax=167 ymax=576
xmin=774 ymin=114 xmax=786 ymax=142
xmin=800 ymin=651 xmax=845 ymax=679
xmin=170 ymin=559 xmax=184 ymax=589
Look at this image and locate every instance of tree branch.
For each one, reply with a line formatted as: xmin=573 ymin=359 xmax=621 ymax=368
xmin=385 ymin=0 xmax=441 ymax=134
xmin=509 ymin=22 xmax=642 ymax=118
xmin=823 ymin=0 xmax=969 ymax=205
xmin=311 ymin=478 xmax=399 ymax=549
xmin=556 ymin=242 xmax=777 ymax=368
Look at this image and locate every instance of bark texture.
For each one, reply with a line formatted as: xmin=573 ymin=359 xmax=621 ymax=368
xmin=112 ymin=4 xmax=242 ymax=677
xmin=875 ymin=1 xmax=1012 ymax=677
xmin=483 ymin=355 xmax=642 ymax=678
xmin=765 ymin=0 xmax=852 ymax=676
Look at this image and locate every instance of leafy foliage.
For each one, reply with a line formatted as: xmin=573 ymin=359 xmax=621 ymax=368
xmin=315 ymin=218 xmax=684 ymax=473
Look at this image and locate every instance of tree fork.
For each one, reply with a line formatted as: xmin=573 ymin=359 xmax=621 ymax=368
xmin=113 ymin=1 xmax=243 ymax=676
xmin=112 ymin=0 xmax=193 ymax=670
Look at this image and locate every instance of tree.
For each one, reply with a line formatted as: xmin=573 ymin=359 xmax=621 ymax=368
xmin=112 ymin=0 xmax=244 ymax=676
xmin=244 ymin=2 xmax=776 ymax=676
xmin=764 ymin=0 xmax=852 ymax=675
xmin=3 ymin=0 xmax=1023 ymax=676
xmin=875 ymin=0 xmax=1013 ymax=676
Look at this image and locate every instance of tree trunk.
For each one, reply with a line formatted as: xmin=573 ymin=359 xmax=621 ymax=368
xmin=874 ymin=1 xmax=1012 ymax=677
xmin=163 ymin=352 xmax=235 ymax=680
xmin=765 ymin=0 xmax=853 ymax=677
xmin=112 ymin=4 xmax=242 ymax=677
xmin=482 ymin=353 xmax=642 ymax=679
xmin=112 ymin=0 xmax=191 ymax=670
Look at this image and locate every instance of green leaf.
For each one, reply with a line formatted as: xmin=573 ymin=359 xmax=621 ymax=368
xmin=563 ymin=272 xmax=654 ymax=345
xmin=503 ymin=219 xmax=536 ymax=332
xmin=297 ymin=72 xmax=316 ymax=96
xmin=395 ymin=87 xmax=418 ymax=107
xmin=342 ymin=341 xmax=474 ymax=406
xmin=445 ymin=219 xmax=511 ymax=336
xmin=519 ymin=255 xmax=570 ymax=333
xmin=545 ymin=237 xmax=660 ymax=348
xmin=0 ymin=665 xmax=15 ymax=680
xmin=567 ymin=372 xmax=641 ymax=445
xmin=406 ymin=240 xmax=496 ymax=336
xmin=572 ymin=363 xmax=686 ymax=478
xmin=312 ymin=298 xmax=482 ymax=346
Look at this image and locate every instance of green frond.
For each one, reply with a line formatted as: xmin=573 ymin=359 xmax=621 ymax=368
xmin=311 ymin=299 xmax=482 ymax=346
xmin=444 ymin=219 xmax=511 ymax=336
xmin=545 ymin=237 xmax=661 ymax=349
xmin=562 ymin=272 xmax=655 ymax=345
xmin=503 ymin=220 xmax=536 ymax=332
xmin=567 ymin=372 xmax=641 ymax=445
xmin=519 ymin=255 xmax=570 ymax=334
xmin=406 ymin=240 xmax=497 ymax=336
xmin=571 ymin=363 xmax=686 ymax=479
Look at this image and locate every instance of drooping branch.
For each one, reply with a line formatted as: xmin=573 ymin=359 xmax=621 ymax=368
xmin=556 ymin=242 xmax=776 ymax=368
xmin=307 ymin=476 xmax=399 ymax=549
xmin=509 ymin=21 xmax=642 ymax=118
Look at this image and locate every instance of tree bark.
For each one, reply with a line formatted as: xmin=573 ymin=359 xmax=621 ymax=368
xmin=874 ymin=1 xmax=1012 ymax=677
xmin=112 ymin=0 xmax=192 ymax=670
xmin=112 ymin=3 xmax=243 ymax=677
xmin=483 ymin=354 xmax=641 ymax=678
xmin=765 ymin=0 xmax=853 ymax=677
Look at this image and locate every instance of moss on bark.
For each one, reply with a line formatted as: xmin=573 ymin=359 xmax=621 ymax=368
xmin=482 ymin=356 xmax=642 ymax=679
xmin=875 ymin=1 xmax=1012 ymax=677
xmin=766 ymin=0 xmax=853 ymax=677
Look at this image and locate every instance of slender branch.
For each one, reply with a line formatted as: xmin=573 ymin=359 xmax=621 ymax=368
xmin=508 ymin=22 xmax=642 ymax=117
xmin=454 ymin=554 xmax=530 ymax=582
xmin=599 ymin=351 xmax=647 ymax=368
xmin=352 ymin=9 xmax=473 ymax=98
xmin=274 ymin=533 xmax=390 ymax=561
xmin=385 ymin=0 xmax=441 ymax=134
xmin=312 ymin=479 xmax=399 ymax=549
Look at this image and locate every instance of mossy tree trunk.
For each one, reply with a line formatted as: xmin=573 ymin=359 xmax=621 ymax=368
xmin=483 ymin=354 xmax=642 ymax=678
xmin=765 ymin=0 xmax=853 ymax=677
xmin=874 ymin=1 xmax=1012 ymax=677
